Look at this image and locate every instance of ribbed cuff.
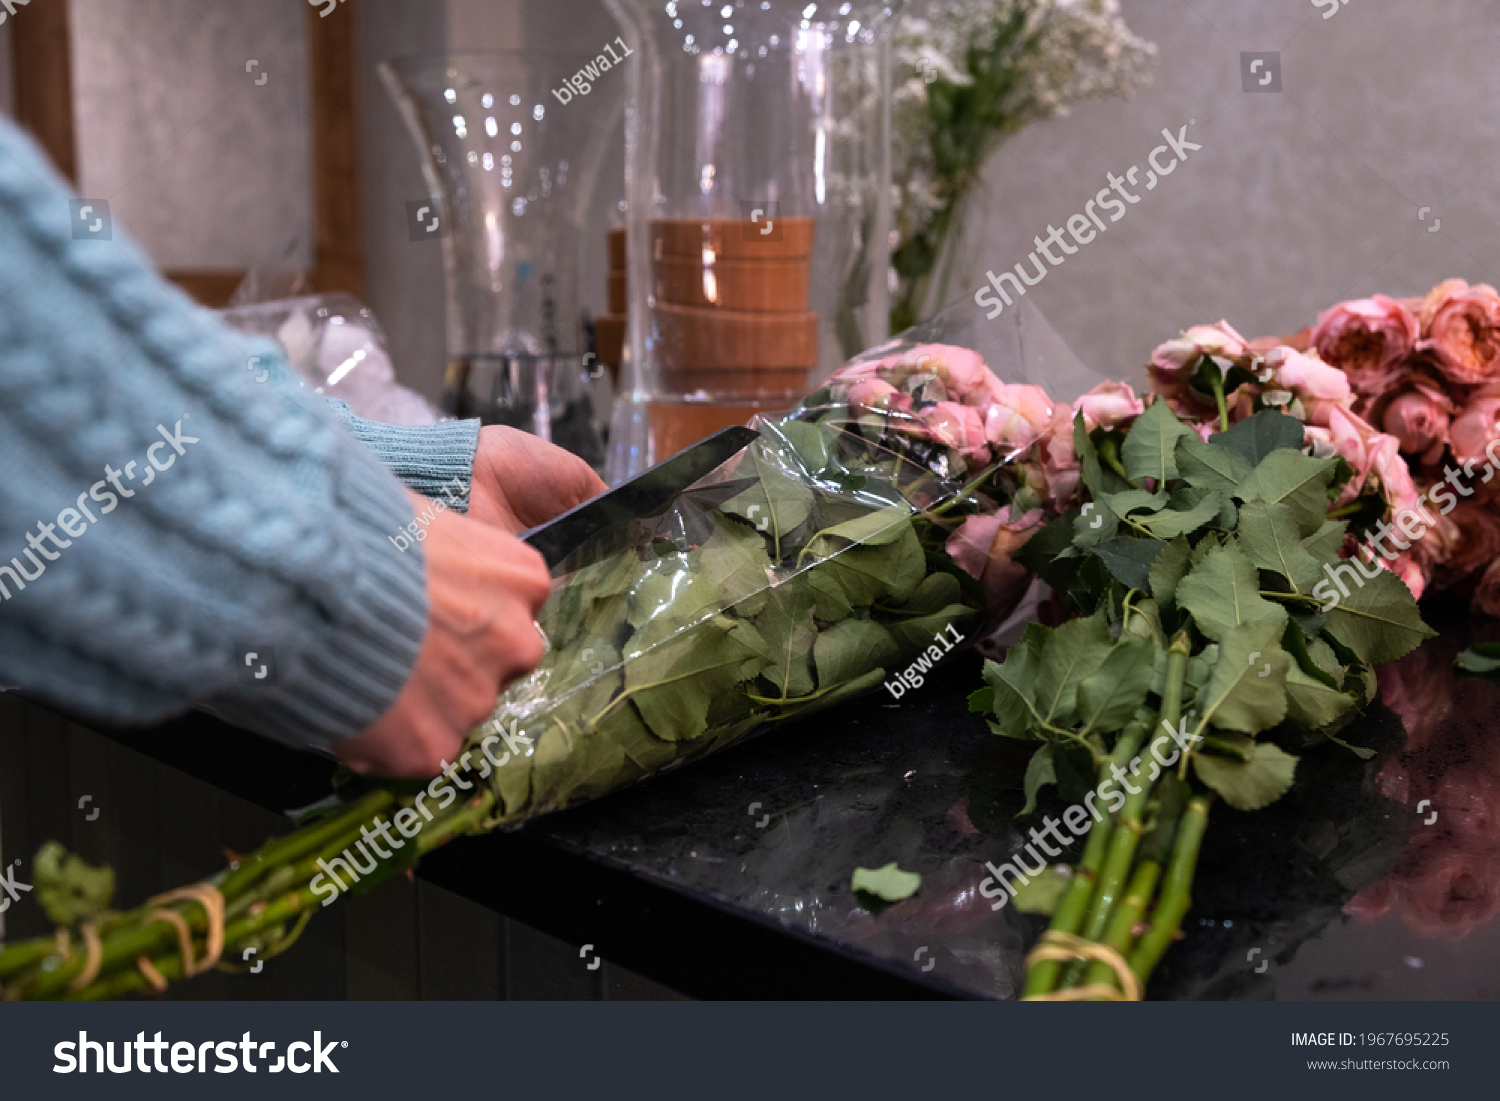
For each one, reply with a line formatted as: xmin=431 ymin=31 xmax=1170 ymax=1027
xmin=201 ymin=448 xmax=430 ymax=752
xmin=328 ymin=399 xmax=480 ymax=512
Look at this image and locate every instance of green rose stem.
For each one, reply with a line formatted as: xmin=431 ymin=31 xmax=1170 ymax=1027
xmin=1019 ymin=716 xmax=1148 ymax=997
xmin=1083 ymin=859 xmax=1161 ymax=992
xmin=1128 ymin=794 xmax=1211 ymax=983
xmin=5 ymin=784 xmax=494 ymax=1001
xmin=1207 ymin=374 xmax=1230 ymax=434
xmin=69 ymin=789 xmax=498 ymax=1001
xmin=1055 ymin=631 xmax=1190 ymax=992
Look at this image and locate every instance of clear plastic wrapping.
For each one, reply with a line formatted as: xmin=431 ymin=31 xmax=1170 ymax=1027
xmin=471 ymin=388 xmax=1003 ymax=826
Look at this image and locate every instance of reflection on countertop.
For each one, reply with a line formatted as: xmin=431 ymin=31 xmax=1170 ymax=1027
xmin=526 ymin=598 xmax=1500 ymax=999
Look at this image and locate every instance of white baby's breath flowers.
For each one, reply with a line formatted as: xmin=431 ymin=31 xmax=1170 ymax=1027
xmin=891 ymin=0 xmax=1156 ymax=315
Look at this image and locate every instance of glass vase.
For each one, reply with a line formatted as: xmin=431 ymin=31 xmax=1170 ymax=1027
xmin=381 ymin=52 xmax=623 ymax=469
xmin=604 ymin=0 xmax=904 ymax=477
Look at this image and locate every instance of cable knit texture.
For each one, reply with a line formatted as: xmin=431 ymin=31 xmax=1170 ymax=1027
xmin=0 ymin=121 xmax=433 ymax=752
xmin=329 ymin=400 xmax=478 ymax=512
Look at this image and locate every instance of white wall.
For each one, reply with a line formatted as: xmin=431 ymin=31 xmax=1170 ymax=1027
xmin=70 ymin=0 xmax=313 ymax=270
xmin=953 ymin=0 xmax=1500 ymax=389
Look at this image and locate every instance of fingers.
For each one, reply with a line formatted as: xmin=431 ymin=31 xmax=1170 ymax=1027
xmin=470 ymin=426 xmax=606 ymax=532
xmin=339 ymin=504 xmax=554 ymax=778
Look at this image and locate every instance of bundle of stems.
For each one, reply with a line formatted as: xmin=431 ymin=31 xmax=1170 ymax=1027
xmin=0 ymin=785 xmax=493 ymax=1000
xmin=1020 ymin=637 xmax=1212 ymax=999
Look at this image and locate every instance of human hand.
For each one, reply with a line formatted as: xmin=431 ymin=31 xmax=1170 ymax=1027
xmin=335 ymin=492 xmax=552 ymax=778
xmin=467 ymin=426 xmax=606 ymax=534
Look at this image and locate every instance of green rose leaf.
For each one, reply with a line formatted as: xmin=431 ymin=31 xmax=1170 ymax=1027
xmin=1193 ymin=742 xmax=1299 ymax=811
xmin=1035 ymin=613 xmax=1116 ymax=728
xmin=1212 ymin=409 xmax=1306 ymax=466
xmin=1009 ymin=864 xmax=1074 ymax=915
xmin=814 ymin=618 xmax=901 ymax=689
xmin=1175 ymin=432 xmax=1254 ymax=496
xmin=626 ymin=616 xmax=766 ymax=742
xmin=1238 ymin=500 xmax=1324 ymax=597
xmin=851 ymin=862 xmax=922 ymax=902
xmin=1283 ymin=663 xmax=1357 ymax=729
xmin=33 ymin=841 xmax=116 ymax=927
xmin=1077 ymin=637 xmax=1156 ymax=734
xmin=1193 ymin=617 xmax=1291 ymax=734
xmin=1236 ymin=450 xmax=1339 ymax=535
xmin=1020 ymin=743 xmax=1057 ymax=817
xmin=1149 ymin=535 xmax=1192 ymax=610
xmin=1134 ymin=489 xmax=1225 ymax=541
xmin=1175 ymin=542 xmax=1288 ymax=641
xmin=1089 ymin=535 xmax=1167 ymax=591
xmin=1321 ymin=567 xmax=1436 ymax=665
xmin=721 ymin=441 xmax=815 ymax=559
xmin=1301 ymin=518 xmax=1348 ymax=563
xmin=1121 ymin=398 xmax=1195 ymax=483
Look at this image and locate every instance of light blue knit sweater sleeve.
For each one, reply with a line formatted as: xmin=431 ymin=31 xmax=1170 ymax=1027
xmin=328 ymin=401 xmax=479 ymax=513
xmin=0 ymin=120 xmax=432 ymax=752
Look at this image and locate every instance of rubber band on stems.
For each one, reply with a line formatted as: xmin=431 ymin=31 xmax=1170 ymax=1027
xmin=1020 ymin=931 xmax=1144 ymax=1001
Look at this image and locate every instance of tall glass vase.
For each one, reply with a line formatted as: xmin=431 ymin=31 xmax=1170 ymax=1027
xmin=604 ymin=0 xmax=904 ymax=478
xmin=381 ymin=53 xmax=622 ymax=468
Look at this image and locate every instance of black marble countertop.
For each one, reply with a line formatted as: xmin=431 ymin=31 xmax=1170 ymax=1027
xmin=90 ymin=604 xmax=1500 ymax=1000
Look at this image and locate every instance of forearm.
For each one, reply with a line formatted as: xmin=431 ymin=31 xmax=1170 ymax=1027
xmin=0 ymin=122 xmax=428 ymax=751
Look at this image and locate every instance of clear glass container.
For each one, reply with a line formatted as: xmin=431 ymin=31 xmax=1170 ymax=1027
xmin=605 ymin=0 xmax=904 ymax=476
xmin=381 ymin=53 xmax=623 ymax=469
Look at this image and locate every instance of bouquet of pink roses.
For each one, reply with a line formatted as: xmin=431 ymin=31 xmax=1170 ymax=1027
xmin=1141 ymin=280 xmax=1500 ymax=618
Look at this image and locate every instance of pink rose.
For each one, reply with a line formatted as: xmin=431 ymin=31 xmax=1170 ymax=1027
xmin=1381 ymin=384 xmax=1451 ymax=467
xmin=1417 ymin=279 xmax=1500 ymax=386
xmin=1263 ymin=346 xmax=1351 ymax=403
xmin=1149 ymin=320 xmax=1249 ymax=373
xmin=1326 ymin=406 xmax=1422 ymax=516
xmin=1309 ymin=294 xmax=1419 ymax=395
xmin=945 ymin=506 xmax=1043 ymax=624
xmin=846 ymin=377 xmax=911 ymax=413
xmin=921 ymin=344 xmax=992 ymax=404
xmin=1448 ymin=386 xmax=1500 ymax=467
xmin=1073 ymin=380 xmax=1144 ymax=432
xmin=924 ymin=400 xmax=990 ymax=467
xmin=983 ymin=383 xmax=1055 ymax=456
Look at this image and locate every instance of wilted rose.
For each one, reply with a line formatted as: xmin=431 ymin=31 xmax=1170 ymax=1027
xmin=1309 ymin=294 xmax=1419 ymax=395
xmin=1433 ymin=501 xmax=1500 ymax=585
xmin=1417 ymin=279 xmax=1500 ymax=386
